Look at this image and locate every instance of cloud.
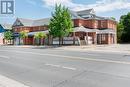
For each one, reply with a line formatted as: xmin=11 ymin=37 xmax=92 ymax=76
xmin=42 ymin=0 xmax=130 ymax=13
xmin=26 ymin=0 xmax=37 ymax=6
xmin=42 ymin=0 xmax=77 ymax=8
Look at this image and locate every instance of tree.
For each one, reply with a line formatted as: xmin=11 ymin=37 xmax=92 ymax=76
xmin=19 ymin=31 xmax=28 ymax=45
xmin=118 ymin=12 xmax=130 ymax=43
xmin=117 ymin=23 xmax=124 ymax=42
xmin=34 ymin=32 xmax=46 ymax=45
xmin=49 ymin=4 xmax=73 ymax=45
xmin=121 ymin=13 xmax=130 ymax=42
xmin=4 ymin=31 xmax=13 ymax=44
xmin=111 ymin=17 xmax=116 ymax=20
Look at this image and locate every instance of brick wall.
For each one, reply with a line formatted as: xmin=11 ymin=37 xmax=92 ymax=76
xmin=13 ymin=26 xmax=48 ymax=33
xmin=73 ymin=19 xmax=117 ymax=30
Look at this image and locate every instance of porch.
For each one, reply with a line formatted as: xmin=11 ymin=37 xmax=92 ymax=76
xmin=72 ymin=26 xmax=117 ymax=45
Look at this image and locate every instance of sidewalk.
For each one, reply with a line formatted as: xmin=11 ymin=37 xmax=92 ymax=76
xmin=0 ymin=75 xmax=29 ymax=87
xmin=1 ymin=44 xmax=130 ymax=53
xmin=56 ymin=44 xmax=130 ymax=54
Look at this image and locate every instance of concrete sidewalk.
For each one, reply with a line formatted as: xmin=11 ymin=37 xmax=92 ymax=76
xmin=56 ymin=44 xmax=130 ymax=53
xmin=1 ymin=44 xmax=130 ymax=53
xmin=0 ymin=75 xmax=29 ymax=87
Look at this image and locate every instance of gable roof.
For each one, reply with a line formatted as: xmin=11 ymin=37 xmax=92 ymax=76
xmin=33 ymin=18 xmax=50 ymax=26
xmin=69 ymin=10 xmax=83 ymax=19
xmin=18 ymin=18 xmax=34 ymax=26
xmin=1 ymin=24 xmax=12 ymax=30
xmin=76 ymin=9 xmax=95 ymax=16
xmin=13 ymin=18 xmax=50 ymax=27
xmin=71 ymin=9 xmax=115 ymax=21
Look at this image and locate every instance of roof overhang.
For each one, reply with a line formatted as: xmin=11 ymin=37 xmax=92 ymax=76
xmin=73 ymin=26 xmax=116 ymax=34
xmin=28 ymin=30 xmax=49 ymax=36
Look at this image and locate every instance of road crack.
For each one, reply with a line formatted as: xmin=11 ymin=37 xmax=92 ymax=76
xmin=53 ymin=70 xmax=87 ymax=87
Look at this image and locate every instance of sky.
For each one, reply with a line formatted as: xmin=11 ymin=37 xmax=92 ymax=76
xmin=0 ymin=0 xmax=130 ymax=24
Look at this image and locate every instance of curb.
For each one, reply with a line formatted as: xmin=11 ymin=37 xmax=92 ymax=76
xmin=0 ymin=75 xmax=29 ymax=87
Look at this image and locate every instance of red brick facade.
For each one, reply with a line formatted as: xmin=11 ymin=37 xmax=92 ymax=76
xmin=13 ymin=26 xmax=48 ymax=33
xmin=13 ymin=17 xmax=117 ymax=45
xmin=73 ymin=19 xmax=117 ymax=30
xmin=73 ymin=19 xmax=117 ymax=44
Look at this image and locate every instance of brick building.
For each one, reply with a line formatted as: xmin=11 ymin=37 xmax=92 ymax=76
xmin=71 ymin=9 xmax=117 ymax=45
xmin=12 ymin=18 xmax=49 ymax=45
xmin=12 ymin=9 xmax=117 ymax=45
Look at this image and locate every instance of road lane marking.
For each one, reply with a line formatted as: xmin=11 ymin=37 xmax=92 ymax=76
xmin=45 ymin=63 xmax=60 ymax=68
xmin=45 ymin=63 xmax=76 ymax=70
xmin=62 ymin=66 xmax=77 ymax=70
xmin=1 ymin=50 xmax=130 ymax=65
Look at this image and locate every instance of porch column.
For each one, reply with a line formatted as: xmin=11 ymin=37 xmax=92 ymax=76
xmin=108 ymin=33 xmax=111 ymax=44
xmin=94 ymin=32 xmax=97 ymax=45
xmin=73 ymin=32 xmax=76 ymax=45
xmin=33 ymin=37 xmax=35 ymax=45
xmin=100 ymin=34 xmax=102 ymax=44
xmin=114 ymin=33 xmax=117 ymax=44
xmin=19 ymin=37 xmax=20 ymax=45
xmin=111 ymin=34 xmax=113 ymax=44
xmin=86 ymin=32 xmax=88 ymax=45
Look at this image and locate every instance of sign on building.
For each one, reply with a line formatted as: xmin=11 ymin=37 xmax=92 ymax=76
xmin=0 ymin=0 xmax=15 ymax=17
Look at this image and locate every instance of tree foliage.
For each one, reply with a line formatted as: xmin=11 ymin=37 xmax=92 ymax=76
xmin=34 ymin=32 xmax=46 ymax=39
xmin=49 ymin=4 xmax=73 ymax=45
xmin=117 ymin=23 xmax=124 ymax=42
xmin=19 ymin=31 xmax=28 ymax=39
xmin=34 ymin=32 xmax=47 ymax=45
xmin=4 ymin=31 xmax=13 ymax=40
xmin=19 ymin=31 xmax=28 ymax=45
xmin=118 ymin=12 xmax=130 ymax=43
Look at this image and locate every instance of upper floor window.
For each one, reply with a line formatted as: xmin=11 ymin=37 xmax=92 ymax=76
xmin=101 ymin=21 xmax=106 ymax=28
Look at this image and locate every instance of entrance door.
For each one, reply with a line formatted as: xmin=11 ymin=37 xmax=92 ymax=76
xmin=79 ymin=32 xmax=86 ymax=40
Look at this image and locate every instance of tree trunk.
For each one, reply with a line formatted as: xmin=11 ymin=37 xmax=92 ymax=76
xmin=13 ymin=39 xmax=14 ymax=45
xmin=59 ymin=37 xmax=62 ymax=46
xmin=39 ymin=38 xmax=41 ymax=45
xmin=48 ymin=35 xmax=50 ymax=45
xmin=59 ymin=37 xmax=61 ymax=45
xmin=40 ymin=38 xmax=43 ymax=45
xmin=24 ymin=38 xmax=26 ymax=45
xmin=19 ymin=37 xmax=20 ymax=45
xmin=10 ymin=40 xmax=11 ymax=45
xmin=3 ymin=39 xmax=5 ymax=44
xmin=62 ymin=37 xmax=64 ymax=45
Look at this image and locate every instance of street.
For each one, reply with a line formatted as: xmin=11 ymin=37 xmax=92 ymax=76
xmin=0 ymin=46 xmax=130 ymax=87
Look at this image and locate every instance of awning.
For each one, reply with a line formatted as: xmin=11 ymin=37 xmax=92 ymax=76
xmin=73 ymin=26 xmax=116 ymax=34
xmin=28 ymin=30 xmax=49 ymax=36
xmin=97 ymin=29 xmax=116 ymax=34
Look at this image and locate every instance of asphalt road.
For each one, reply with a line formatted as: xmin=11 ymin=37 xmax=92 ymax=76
xmin=0 ymin=46 xmax=130 ymax=87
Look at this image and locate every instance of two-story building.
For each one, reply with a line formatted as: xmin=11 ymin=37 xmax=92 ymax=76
xmin=12 ymin=9 xmax=117 ymax=45
xmin=72 ymin=9 xmax=117 ymax=45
